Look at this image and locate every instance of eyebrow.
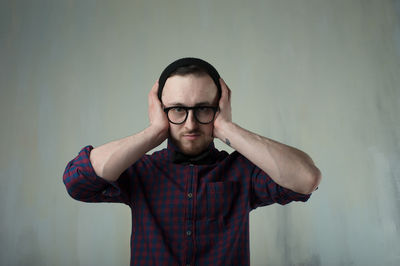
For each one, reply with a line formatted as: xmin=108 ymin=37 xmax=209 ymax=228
xmin=166 ymin=101 xmax=213 ymax=107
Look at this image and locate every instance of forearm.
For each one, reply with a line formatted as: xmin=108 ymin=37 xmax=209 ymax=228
xmin=216 ymin=122 xmax=321 ymax=194
xmin=90 ymin=126 xmax=166 ymax=182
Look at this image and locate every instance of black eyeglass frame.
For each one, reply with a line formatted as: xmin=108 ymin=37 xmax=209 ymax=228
xmin=163 ymin=106 xmax=219 ymax=125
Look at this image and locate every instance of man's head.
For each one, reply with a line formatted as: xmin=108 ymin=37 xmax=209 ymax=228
xmin=158 ymin=58 xmax=221 ymax=101
xmin=158 ymin=58 xmax=221 ymax=156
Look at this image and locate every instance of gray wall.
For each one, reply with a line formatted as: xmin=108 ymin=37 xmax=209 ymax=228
xmin=1 ymin=0 xmax=399 ymax=265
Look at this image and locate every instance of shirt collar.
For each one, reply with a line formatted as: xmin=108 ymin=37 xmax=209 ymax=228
xmin=167 ymin=139 xmax=217 ymax=165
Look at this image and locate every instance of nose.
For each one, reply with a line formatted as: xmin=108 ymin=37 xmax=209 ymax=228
xmin=184 ymin=110 xmax=198 ymax=129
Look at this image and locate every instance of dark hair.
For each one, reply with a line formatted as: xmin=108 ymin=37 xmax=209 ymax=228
xmin=157 ymin=57 xmax=221 ymax=101
xmin=169 ymin=64 xmax=209 ymax=77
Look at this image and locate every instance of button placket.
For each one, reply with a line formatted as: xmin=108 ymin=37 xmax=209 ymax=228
xmin=185 ymin=165 xmax=196 ymax=265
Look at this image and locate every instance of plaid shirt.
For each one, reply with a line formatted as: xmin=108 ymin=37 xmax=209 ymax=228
xmin=63 ymin=141 xmax=311 ymax=265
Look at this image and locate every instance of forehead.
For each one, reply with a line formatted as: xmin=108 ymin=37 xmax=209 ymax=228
xmin=161 ymin=74 xmax=218 ymax=106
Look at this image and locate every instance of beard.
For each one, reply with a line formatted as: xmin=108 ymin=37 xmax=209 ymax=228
xmin=171 ymin=130 xmax=213 ymax=156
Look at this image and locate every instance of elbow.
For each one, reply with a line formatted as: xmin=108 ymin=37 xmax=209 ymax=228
xmin=306 ymin=166 xmax=322 ymax=194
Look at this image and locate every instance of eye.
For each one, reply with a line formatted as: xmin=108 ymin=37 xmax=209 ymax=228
xmin=197 ymin=106 xmax=209 ymax=112
xmin=171 ymin=107 xmax=186 ymax=113
xmin=197 ymin=106 xmax=213 ymax=114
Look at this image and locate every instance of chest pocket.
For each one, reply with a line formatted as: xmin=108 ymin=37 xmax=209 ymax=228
xmin=206 ymin=181 xmax=239 ymax=220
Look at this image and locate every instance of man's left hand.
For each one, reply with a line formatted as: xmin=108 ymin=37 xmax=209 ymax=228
xmin=213 ymin=78 xmax=233 ymax=141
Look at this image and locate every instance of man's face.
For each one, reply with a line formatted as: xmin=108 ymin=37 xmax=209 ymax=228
xmin=161 ymin=74 xmax=219 ymax=156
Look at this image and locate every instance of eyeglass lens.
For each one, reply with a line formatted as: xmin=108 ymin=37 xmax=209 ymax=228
xmin=167 ymin=107 xmax=216 ymax=124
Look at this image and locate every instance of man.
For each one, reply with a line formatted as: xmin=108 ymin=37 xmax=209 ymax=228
xmin=63 ymin=57 xmax=321 ymax=265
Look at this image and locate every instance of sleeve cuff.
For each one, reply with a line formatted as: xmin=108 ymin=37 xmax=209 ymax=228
xmin=82 ymin=145 xmax=122 ymax=197
xmin=280 ymin=186 xmax=312 ymax=202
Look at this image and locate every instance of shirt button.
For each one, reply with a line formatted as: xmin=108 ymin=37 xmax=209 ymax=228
xmin=187 ymin=193 xmax=193 ymax=199
xmin=186 ymin=230 xmax=192 ymax=236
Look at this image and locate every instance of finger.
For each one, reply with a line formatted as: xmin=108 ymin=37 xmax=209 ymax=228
xmin=151 ymin=80 xmax=159 ymax=94
xmin=219 ymin=78 xmax=231 ymax=102
xmin=149 ymin=81 xmax=161 ymax=101
xmin=148 ymin=81 xmax=160 ymax=107
xmin=227 ymin=86 xmax=231 ymax=102
xmin=219 ymin=78 xmax=226 ymax=99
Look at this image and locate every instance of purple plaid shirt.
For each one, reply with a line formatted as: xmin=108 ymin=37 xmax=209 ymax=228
xmin=63 ymin=141 xmax=311 ymax=265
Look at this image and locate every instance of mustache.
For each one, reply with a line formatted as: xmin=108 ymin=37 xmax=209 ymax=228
xmin=181 ymin=130 xmax=202 ymax=135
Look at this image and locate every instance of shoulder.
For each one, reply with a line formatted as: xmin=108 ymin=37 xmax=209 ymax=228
xmin=137 ymin=148 xmax=169 ymax=166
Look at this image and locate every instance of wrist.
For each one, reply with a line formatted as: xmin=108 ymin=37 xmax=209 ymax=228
xmin=214 ymin=120 xmax=235 ymax=141
xmin=146 ymin=124 xmax=169 ymax=146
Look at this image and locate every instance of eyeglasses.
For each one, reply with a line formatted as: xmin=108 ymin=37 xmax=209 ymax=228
xmin=163 ymin=106 xmax=219 ymax=125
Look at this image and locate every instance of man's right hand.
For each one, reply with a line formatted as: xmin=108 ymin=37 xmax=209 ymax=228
xmin=148 ymin=80 xmax=169 ymax=141
xmin=89 ymin=81 xmax=170 ymax=181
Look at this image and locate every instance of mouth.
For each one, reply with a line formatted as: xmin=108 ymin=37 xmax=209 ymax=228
xmin=182 ymin=133 xmax=201 ymax=140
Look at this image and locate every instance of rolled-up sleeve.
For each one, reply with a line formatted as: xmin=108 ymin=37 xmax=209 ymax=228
xmin=250 ymin=163 xmax=311 ymax=209
xmin=63 ymin=145 xmax=131 ymax=205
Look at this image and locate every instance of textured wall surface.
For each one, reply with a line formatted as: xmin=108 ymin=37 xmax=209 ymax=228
xmin=1 ymin=0 xmax=399 ymax=265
